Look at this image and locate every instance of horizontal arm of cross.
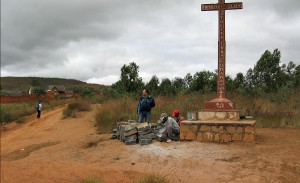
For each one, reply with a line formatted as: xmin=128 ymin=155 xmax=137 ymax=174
xmin=201 ymin=2 xmax=243 ymax=11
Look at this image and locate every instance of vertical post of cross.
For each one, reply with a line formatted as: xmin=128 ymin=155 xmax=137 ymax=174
xmin=201 ymin=0 xmax=243 ymax=111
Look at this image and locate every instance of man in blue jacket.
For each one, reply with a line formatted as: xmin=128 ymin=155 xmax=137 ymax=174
xmin=137 ymin=89 xmax=155 ymax=123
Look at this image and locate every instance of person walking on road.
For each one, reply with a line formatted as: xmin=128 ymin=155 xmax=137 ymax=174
xmin=36 ymin=101 xmax=42 ymax=119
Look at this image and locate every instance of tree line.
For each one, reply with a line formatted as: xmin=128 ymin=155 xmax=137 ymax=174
xmin=111 ymin=49 xmax=299 ymax=100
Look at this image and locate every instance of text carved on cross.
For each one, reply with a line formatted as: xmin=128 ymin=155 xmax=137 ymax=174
xmin=201 ymin=0 xmax=243 ymax=99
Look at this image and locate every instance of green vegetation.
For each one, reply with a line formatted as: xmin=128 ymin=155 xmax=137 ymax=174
xmin=1 ymin=103 xmax=36 ymax=123
xmin=1 ymin=49 xmax=299 ymax=129
xmin=0 ymin=76 xmax=107 ymax=95
xmin=94 ymin=48 xmax=299 ymax=130
xmin=95 ymin=91 xmax=300 ymax=133
xmin=0 ymin=100 xmax=66 ymax=123
xmin=110 ymin=49 xmax=299 ymax=97
xmin=62 ymin=101 xmax=92 ymax=118
xmin=95 ymin=97 xmax=137 ymax=133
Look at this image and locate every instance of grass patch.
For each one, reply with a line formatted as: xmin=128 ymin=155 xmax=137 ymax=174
xmin=94 ymin=92 xmax=300 ymax=132
xmin=94 ymin=94 xmax=209 ymax=133
xmin=134 ymin=173 xmax=169 ymax=183
xmin=63 ymin=100 xmax=92 ymax=118
xmin=1 ymin=102 xmax=36 ymax=123
xmin=0 ymin=100 xmax=68 ymax=124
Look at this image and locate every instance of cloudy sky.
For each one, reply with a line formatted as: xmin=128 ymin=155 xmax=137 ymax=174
xmin=2 ymin=0 xmax=300 ymax=85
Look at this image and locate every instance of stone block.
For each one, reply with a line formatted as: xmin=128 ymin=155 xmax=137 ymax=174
xmin=198 ymin=111 xmax=215 ymax=120
xmin=226 ymin=126 xmax=236 ymax=134
xmin=220 ymin=134 xmax=232 ymax=142
xmin=215 ymin=112 xmax=226 ymax=119
xmin=139 ymin=133 xmax=155 ymax=139
xmin=196 ymin=132 xmax=203 ymax=141
xmin=203 ymin=132 xmax=214 ymax=141
xmin=236 ymin=127 xmax=243 ymax=134
xmin=243 ymin=134 xmax=256 ymax=142
xmin=180 ymin=132 xmax=186 ymax=140
xmin=232 ymin=134 xmax=243 ymax=141
xmin=124 ymin=128 xmax=138 ymax=136
xmin=200 ymin=125 xmax=211 ymax=132
xmin=211 ymin=126 xmax=219 ymax=133
xmin=190 ymin=125 xmax=199 ymax=134
xmin=245 ymin=126 xmax=255 ymax=134
xmin=180 ymin=123 xmax=190 ymax=133
xmin=139 ymin=138 xmax=152 ymax=145
xmin=185 ymin=131 xmax=196 ymax=141
xmin=228 ymin=112 xmax=240 ymax=120
xmin=214 ymin=133 xmax=220 ymax=142
xmin=219 ymin=126 xmax=225 ymax=133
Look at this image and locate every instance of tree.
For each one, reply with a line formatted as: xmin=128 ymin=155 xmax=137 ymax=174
xmin=112 ymin=62 xmax=144 ymax=93
xmin=146 ymin=75 xmax=160 ymax=95
xmin=159 ymin=78 xmax=175 ymax=96
xmin=294 ymin=65 xmax=300 ymax=88
xmin=233 ymin=72 xmax=245 ymax=91
xmin=184 ymin=73 xmax=193 ymax=89
xmin=172 ymin=77 xmax=186 ymax=93
xmin=189 ymin=71 xmax=215 ymax=93
xmin=225 ymin=75 xmax=235 ymax=92
xmin=30 ymin=79 xmax=40 ymax=86
xmin=251 ymin=49 xmax=282 ymax=92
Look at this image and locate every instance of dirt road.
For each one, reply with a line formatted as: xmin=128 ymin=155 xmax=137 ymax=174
xmin=1 ymin=105 xmax=300 ymax=183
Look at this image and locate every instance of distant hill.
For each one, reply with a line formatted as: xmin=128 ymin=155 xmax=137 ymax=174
xmin=0 ymin=77 xmax=107 ymax=93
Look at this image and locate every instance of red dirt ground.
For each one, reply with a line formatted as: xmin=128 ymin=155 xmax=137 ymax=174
xmin=1 ymin=105 xmax=300 ymax=183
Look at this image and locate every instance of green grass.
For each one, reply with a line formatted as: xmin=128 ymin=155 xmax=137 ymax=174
xmin=1 ymin=102 xmax=36 ymax=123
xmin=0 ymin=100 xmax=67 ymax=123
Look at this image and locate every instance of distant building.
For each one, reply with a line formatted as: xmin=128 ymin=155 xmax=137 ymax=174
xmin=47 ymin=85 xmax=66 ymax=94
xmin=29 ymin=86 xmax=43 ymax=95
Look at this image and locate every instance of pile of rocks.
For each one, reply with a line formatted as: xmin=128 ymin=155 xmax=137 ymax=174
xmin=113 ymin=121 xmax=164 ymax=145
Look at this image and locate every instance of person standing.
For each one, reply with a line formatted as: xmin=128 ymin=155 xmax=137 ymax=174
xmin=36 ymin=101 xmax=42 ymax=119
xmin=137 ymin=89 xmax=155 ymax=123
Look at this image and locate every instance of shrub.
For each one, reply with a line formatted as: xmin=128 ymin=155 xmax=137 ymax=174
xmin=95 ymin=97 xmax=137 ymax=133
xmin=62 ymin=100 xmax=91 ymax=119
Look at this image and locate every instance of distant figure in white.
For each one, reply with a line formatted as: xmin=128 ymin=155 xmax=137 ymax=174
xmin=36 ymin=101 xmax=42 ymax=119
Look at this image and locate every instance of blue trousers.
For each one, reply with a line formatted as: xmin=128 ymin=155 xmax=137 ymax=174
xmin=138 ymin=111 xmax=151 ymax=123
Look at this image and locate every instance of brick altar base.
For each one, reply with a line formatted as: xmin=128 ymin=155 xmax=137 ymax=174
xmin=180 ymin=120 xmax=256 ymax=142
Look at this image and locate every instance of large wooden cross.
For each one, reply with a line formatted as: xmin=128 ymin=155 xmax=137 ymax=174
xmin=202 ymin=0 xmax=242 ymax=100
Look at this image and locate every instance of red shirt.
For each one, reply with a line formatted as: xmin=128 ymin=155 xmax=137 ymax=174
xmin=174 ymin=116 xmax=185 ymax=126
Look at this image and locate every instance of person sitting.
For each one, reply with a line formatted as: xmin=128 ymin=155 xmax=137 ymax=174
xmin=172 ymin=109 xmax=185 ymax=126
xmin=160 ymin=113 xmax=180 ymax=142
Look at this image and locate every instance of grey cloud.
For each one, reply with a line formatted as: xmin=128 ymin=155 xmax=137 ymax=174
xmin=1 ymin=0 xmax=299 ymax=85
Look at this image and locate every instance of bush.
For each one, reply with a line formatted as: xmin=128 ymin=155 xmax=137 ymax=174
xmin=62 ymin=101 xmax=91 ymax=119
xmin=95 ymin=97 xmax=137 ymax=133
